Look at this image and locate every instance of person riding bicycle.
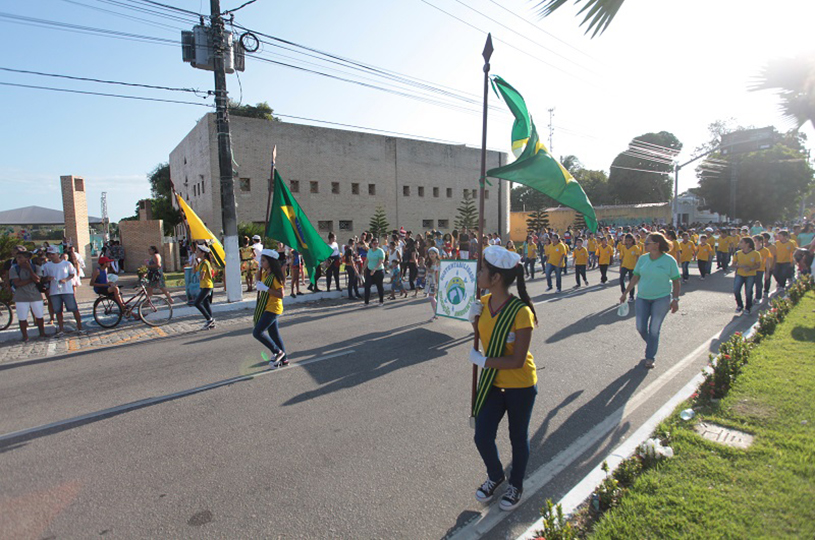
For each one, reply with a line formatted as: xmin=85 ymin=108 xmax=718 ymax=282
xmin=90 ymin=256 xmax=125 ymax=310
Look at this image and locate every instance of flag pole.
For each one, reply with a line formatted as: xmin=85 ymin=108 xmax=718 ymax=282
xmin=471 ymin=33 xmax=493 ymax=427
xmin=265 ymin=145 xmax=277 ymax=236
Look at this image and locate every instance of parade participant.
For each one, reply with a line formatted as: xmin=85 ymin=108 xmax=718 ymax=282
xmin=459 ymin=228 xmax=470 ymax=260
xmin=344 ymin=241 xmax=362 ymax=300
xmin=773 ymin=230 xmax=797 ymax=290
xmin=240 ymin=236 xmax=257 ymax=292
xmin=90 ymin=256 xmax=125 ymax=310
xmin=404 ymin=232 xmax=418 ymax=289
xmin=572 ymin=238 xmax=589 ymax=288
xmin=9 ymin=249 xmax=46 ymax=342
xmin=696 ymin=234 xmax=714 ymax=280
xmin=415 ymin=255 xmax=427 ymax=296
xmin=797 ymin=223 xmax=815 ymax=250
xmin=666 ymin=231 xmax=680 ymax=263
xmin=323 ymin=232 xmax=341 ymax=292
xmin=596 ymin=236 xmax=614 ymax=284
xmin=388 ymin=259 xmax=408 ymax=299
xmin=794 ymin=248 xmax=814 ymax=275
xmin=194 ymin=245 xmax=215 ymax=329
xmin=42 ymin=246 xmax=86 ymax=337
xmin=251 ymin=235 xmax=264 ymax=265
xmin=426 ymin=247 xmax=441 ymax=321
xmin=545 ymin=234 xmax=567 ymax=293
xmin=678 ymin=232 xmax=696 ymax=282
xmin=144 ymin=246 xmax=173 ymax=304
xmin=467 ymin=245 xmax=538 ymax=511
xmin=586 ymin=234 xmax=598 ymax=269
xmin=363 ymin=237 xmax=386 ymax=306
xmin=522 ymin=235 xmax=537 ymax=280
xmin=620 ymin=233 xmax=680 ymax=369
xmin=288 ymin=249 xmax=303 ymax=297
xmin=253 ymin=249 xmax=288 ymax=368
xmin=761 ymin=232 xmax=776 ymax=296
xmin=619 ymin=234 xmax=642 ymax=303
xmin=716 ymin=229 xmax=733 ymax=272
xmin=732 ymin=236 xmax=761 ymax=314
xmin=753 ymin=235 xmax=770 ymax=303
xmin=750 ymin=221 xmax=764 ymax=236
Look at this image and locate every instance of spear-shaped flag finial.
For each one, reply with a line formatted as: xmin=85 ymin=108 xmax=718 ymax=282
xmin=482 ymin=33 xmax=493 ymax=65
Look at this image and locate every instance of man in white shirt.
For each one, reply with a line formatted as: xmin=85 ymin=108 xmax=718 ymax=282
xmin=42 ymin=246 xmax=86 ymax=336
xmin=251 ymin=235 xmax=264 ymax=264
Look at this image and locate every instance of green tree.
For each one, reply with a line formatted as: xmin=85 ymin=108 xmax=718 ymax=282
xmin=454 ymin=192 xmax=478 ymax=229
xmin=561 ymin=154 xmax=583 ymax=174
xmin=146 ymin=163 xmax=183 ymax=236
xmin=573 ymin=212 xmax=587 ymax=231
xmin=573 ymin=168 xmax=612 ymax=205
xmin=608 ymin=131 xmax=681 ymax=204
xmin=526 ymin=208 xmax=550 ymax=233
xmin=752 ymin=53 xmax=815 ymax=130
xmin=695 ymin=130 xmax=814 ymax=222
xmin=535 ymin=0 xmax=626 ymax=37
xmin=229 ymin=101 xmax=280 ymax=121
xmin=368 ymin=206 xmax=390 ymax=240
xmin=511 ymin=185 xmax=557 ymax=211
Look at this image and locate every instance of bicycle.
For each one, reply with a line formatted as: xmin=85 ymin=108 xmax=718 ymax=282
xmin=93 ymin=279 xmax=173 ymax=328
xmin=0 ymin=299 xmax=12 ymax=331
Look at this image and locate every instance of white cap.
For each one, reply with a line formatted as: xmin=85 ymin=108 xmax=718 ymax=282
xmin=484 ymin=245 xmax=521 ymax=269
xmin=252 ymin=235 xmax=262 ymax=241
xmin=261 ymin=248 xmax=278 ymax=259
xmin=428 ymin=247 xmax=439 ymax=255
xmin=197 ymin=244 xmax=211 ymax=253
xmin=46 ymin=246 xmax=59 ymax=254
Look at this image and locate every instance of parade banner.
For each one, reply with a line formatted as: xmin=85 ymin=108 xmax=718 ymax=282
xmin=436 ymin=260 xmax=478 ymax=321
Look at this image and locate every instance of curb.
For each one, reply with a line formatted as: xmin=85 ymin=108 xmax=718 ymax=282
xmin=516 ymin=316 xmax=763 ymax=539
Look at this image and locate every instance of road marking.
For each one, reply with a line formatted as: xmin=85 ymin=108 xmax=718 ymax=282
xmin=447 ymin=317 xmax=750 ymax=540
xmin=0 ymin=349 xmax=356 ymax=445
xmin=45 ymin=341 xmax=57 ymax=357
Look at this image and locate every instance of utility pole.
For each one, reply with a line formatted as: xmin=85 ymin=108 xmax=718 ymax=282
xmin=729 ymin=158 xmax=738 ymax=223
xmin=547 ymin=108 xmax=555 ymax=153
xmin=101 ymin=192 xmax=110 ymax=241
xmin=210 ymin=0 xmax=241 ymax=302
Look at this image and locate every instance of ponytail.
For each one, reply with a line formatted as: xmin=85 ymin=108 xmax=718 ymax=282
xmin=515 ymin=265 xmax=538 ymax=326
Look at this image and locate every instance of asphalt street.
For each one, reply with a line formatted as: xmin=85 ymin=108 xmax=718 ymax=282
xmin=0 ymin=264 xmax=758 ymax=539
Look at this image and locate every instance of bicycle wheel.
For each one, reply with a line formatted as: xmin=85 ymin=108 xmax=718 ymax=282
xmin=0 ymin=301 xmax=12 ymax=331
xmin=93 ymin=296 xmax=122 ymax=328
xmin=138 ymin=296 xmax=173 ymax=327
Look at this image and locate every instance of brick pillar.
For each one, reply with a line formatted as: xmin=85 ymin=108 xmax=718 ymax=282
xmin=61 ymin=175 xmax=91 ymax=263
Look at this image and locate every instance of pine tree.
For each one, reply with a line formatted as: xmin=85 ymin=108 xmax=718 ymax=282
xmin=526 ymin=208 xmax=549 ymax=233
xmin=368 ymin=206 xmax=390 ymax=240
xmin=573 ymin=213 xmax=587 ymax=232
xmin=455 ymin=192 xmax=478 ymax=230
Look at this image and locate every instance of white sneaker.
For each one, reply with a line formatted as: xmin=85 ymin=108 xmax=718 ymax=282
xmin=201 ymin=320 xmax=213 ymax=330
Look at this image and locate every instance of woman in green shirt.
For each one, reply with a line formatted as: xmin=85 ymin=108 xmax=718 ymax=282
xmin=620 ymin=233 xmax=681 ymax=369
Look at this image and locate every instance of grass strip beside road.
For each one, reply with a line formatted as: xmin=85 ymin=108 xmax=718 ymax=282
xmin=589 ymin=292 xmax=815 ymax=539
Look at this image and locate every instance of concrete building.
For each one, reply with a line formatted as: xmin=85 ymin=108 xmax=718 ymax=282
xmin=675 ymin=191 xmax=723 ymax=224
xmin=170 ymin=114 xmax=510 ymax=240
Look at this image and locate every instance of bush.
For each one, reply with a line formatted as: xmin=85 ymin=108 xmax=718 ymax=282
xmin=612 ymin=456 xmax=643 ymax=488
xmin=536 ymin=498 xmax=576 ymax=540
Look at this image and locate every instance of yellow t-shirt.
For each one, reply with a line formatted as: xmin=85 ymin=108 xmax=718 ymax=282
xmin=478 ymin=294 xmax=536 ymax=388
xmin=734 ymin=250 xmax=762 ymax=277
xmin=587 ymin=238 xmax=597 ymax=252
xmin=197 ymin=260 xmax=214 ymax=289
xmin=708 ymin=236 xmax=717 ymax=251
xmin=679 ymin=241 xmax=696 ymax=263
xmin=573 ymin=247 xmax=589 ymax=265
xmin=758 ymin=247 xmax=771 ymax=271
xmin=596 ymin=245 xmax=614 ymax=265
xmin=775 ymin=240 xmax=797 ymax=263
xmin=620 ymin=244 xmax=642 ymax=270
xmin=691 ymin=234 xmax=699 ymax=243
xmin=264 ymin=276 xmax=284 ymax=314
xmin=548 ymin=243 xmax=568 ymax=267
xmin=668 ymin=241 xmax=680 ymax=262
xmin=697 ymin=243 xmax=714 ymax=261
xmin=526 ymin=243 xmax=537 ymax=258
xmin=716 ymin=237 xmax=730 ymax=253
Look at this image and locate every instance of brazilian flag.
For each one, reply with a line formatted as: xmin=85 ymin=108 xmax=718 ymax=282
xmin=487 ymin=76 xmax=598 ymax=232
xmin=266 ymin=170 xmax=333 ymax=284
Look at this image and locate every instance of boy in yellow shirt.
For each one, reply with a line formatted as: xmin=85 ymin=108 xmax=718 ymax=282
xmin=716 ymin=228 xmax=732 ymax=272
xmin=678 ymin=232 xmax=697 ymax=282
xmin=697 ymin=234 xmax=714 ymax=280
xmin=545 ymin=233 xmax=568 ymax=293
xmin=596 ymin=237 xmax=614 ymax=284
xmin=732 ymin=237 xmax=762 ymax=314
xmin=572 ymin=238 xmax=589 ymax=287
xmin=619 ymin=233 xmax=642 ymax=302
xmin=773 ymin=230 xmax=798 ymax=290
xmin=586 ymin=234 xmax=598 ymax=269
xmin=752 ymin=235 xmax=771 ymax=303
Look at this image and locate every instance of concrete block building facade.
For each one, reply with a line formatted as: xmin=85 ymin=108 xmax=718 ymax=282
xmin=170 ymin=114 xmax=510 ymax=240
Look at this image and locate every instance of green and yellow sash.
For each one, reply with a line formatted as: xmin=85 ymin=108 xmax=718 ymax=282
xmin=253 ymin=272 xmax=277 ymax=324
xmin=471 ymin=296 xmax=526 ymax=419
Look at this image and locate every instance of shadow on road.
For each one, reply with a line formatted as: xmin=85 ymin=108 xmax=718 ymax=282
xmin=545 ymin=304 xmax=633 ymax=344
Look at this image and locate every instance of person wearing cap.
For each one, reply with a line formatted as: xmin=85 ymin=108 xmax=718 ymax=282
xmin=325 ymin=232 xmax=342 ymax=292
xmin=253 ymin=248 xmax=288 ymax=368
xmin=194 ymin=245 xmax=216 ymax=329
xmin=363 ymin=237 xmax=386 ymax=306
xmin=90 ymin=256 xmax=125 ymax=310
xmin=251 ymin=235 xmax=264 ymax=265
xmin=467 ymin=245 xmax=539 ymax=511
xmin=240 ymin=236 xmax=258 ymax=293
xmin=9 ymin=249 xmax=46 ymax=342
xmin=42 ymin=246 xmax=86 ymax=337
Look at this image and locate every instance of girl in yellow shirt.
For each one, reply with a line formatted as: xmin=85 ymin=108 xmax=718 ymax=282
xmin=194 ymin=245 xmax=215 ymax=329
xmin=678 ymin=232 xmax=696 ymax=282
xmin=596 ymin=237 xmax=614 ymax=284
xmin=467 ymin=245 xmax=538 ymax=511
xmin=572 ymin=238 xmax=589 ymax=287
xmin=696 ymin=234 xmax=714 ymax=280
xmin=253 ymin=248 xmax=288 ymax=367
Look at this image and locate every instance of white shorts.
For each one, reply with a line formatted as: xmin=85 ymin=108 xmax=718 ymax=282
xmin=16 ymin=300 xmax=44 ymax=321
xmin=460 ymin=250 xmax=469 ymax=260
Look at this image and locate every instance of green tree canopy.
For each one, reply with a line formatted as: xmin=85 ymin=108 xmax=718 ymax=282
xmin=526 ymin=209 xmax=549 ymax=233
xmin=229 ymin=101 xmax=280 ymax=121
xmin=695 ymin=130 xmax=814 ymax=223
xmin=147 ymin=163 xmax=183 ymax=236
xmin=368 ymin=206 xmax=390 ymax=240
xmin=608 ymin=131 xmax=682 ymax=204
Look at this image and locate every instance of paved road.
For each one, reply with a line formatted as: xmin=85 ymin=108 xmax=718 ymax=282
xmin=0 ymin=264 xmax=757 ymax=539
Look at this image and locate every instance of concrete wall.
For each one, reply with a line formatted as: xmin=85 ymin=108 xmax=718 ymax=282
xmin=60 ymin=175 xmax=92 ymax=263
xmin=119 ymin=219 xmax=164 ymax=273
xmin=170 ymin=114 xmax=510 ymax=239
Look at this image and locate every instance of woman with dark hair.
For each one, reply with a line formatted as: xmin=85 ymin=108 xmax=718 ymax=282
xmin=253 ymin=249 xmax=288 ymax=368
xmin=146 ymin=245 xmax=173 ymax=303
xmin=194 ymin=245 xmax=215 ymax=329
xmin=620 ymin=232 xmax=681 ymax=369
xmin=467 ymin=245 xmax=539 ymax=512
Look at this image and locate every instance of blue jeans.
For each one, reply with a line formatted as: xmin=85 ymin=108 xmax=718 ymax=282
xmin=545 ymin=263 xmax=562 ymax=290
xmin=681 ymin=261 xmax=690 ymax=281
xmin=774 ymin=262 xmax=793 ymax=288
xmin=698 ymin=259 xmax=710 ymax=278
xmin=474 ymin=385 xmax=537 ymax=490
xmin=734 ymin=274 xmax=755 ymax=310
xmin=754 ymin=271 xmax=764 ymax=301
xmin=635 ymin=295 xmax=671 ymax=361
xmin=524 ymin=258 xmax=536 ymax=279
xmin=194 ymin=287 xmax=213 ymax=321
xmin=620 ymin=267 xmax=635 ymax=299
xmin=252 ymin=311 xmax=286 ymax=356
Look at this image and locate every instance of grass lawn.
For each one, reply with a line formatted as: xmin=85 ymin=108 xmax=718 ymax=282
xmin=163 ymin=271 xmax=185 ymax=288
xmin=589 ymin=292 xmax=815 ymax=539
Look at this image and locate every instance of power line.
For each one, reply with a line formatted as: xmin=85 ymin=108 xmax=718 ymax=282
xmin=0 ymin=11 xmax=179 ymax=45
xmin=135 ymin=0 xmax=203 ymax=17
xmin=0 ymin=80 xmax=214 ymax=106
xmin=223 ymin=0 xmax=258 ymax=15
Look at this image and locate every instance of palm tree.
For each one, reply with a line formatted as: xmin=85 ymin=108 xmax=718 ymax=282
xmin=535 ymin=0 xmax=626 ymax=37
xmin=751 ymin=52 xmax=815 ymax=130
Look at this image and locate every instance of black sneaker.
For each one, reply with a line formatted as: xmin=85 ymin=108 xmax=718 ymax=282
xmin=499 ymin=484 xmax=523 ymax=511
xmin=475 ymin=476 xmax=505 ymax=503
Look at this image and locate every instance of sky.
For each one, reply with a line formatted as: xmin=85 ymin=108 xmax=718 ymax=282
xmin=1 ymin=0 xmax=813 ymax=221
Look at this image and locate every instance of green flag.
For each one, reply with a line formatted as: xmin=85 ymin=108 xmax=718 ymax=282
xmin=266 ymin=169 xmax=334 ymax=285
xmin=486 ymin=76 xmax=598 ymax=232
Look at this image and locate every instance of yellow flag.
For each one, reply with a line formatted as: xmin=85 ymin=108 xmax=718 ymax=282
xmin=176 ymin=194 xmax=226 ymax=267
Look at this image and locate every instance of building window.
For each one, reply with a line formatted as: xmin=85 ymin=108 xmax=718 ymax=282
xmin=403 ymin=186 xmax=410 ymax=197
xmin=201 ymin=182 xmax=205 ymax=195
xmin=74 ymin=178 xmax=84 ymax=192
xmin=446 ymin=188 xmax=452 ymax=198
xmin=318 ymin=220 xmax=332 ymax=232
xmin=194 ymin=184 xmax=198 ymax=196
xmin=422 ymin=219 xmax=434 ymax=229
xmin=339 ymin=220 xmax=353 ymax=231
xmin=472 ymin=189 xmax=477 ymax=199
xmin=239 ymin=178 xmax=251 ymax=192
xmin=332 ymin=182 xmax=340 ymax=194
xmin=310 ymin=181 xmax=319 ymax=194
xmin=463 ymin=189 xmax=468 ymax=199
xmin=200 ymin=175 xmax=205 ymax=194
xmin=290 ymin=180 xmax=300 ymax=193
xmin=437 ymin=219 xmax=449 ymax=229
xmin=352 ymin=183 xmax=360 ymax=195
xmin=418 ymin=186 xmax=425 ymax=197
xmin=484 ymin=190 xmax=489 ymax=200
xmin=433 ymin=187 xmax=439 ymax=198
xmin=368 ymin=183 xmax=376 ymax=196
